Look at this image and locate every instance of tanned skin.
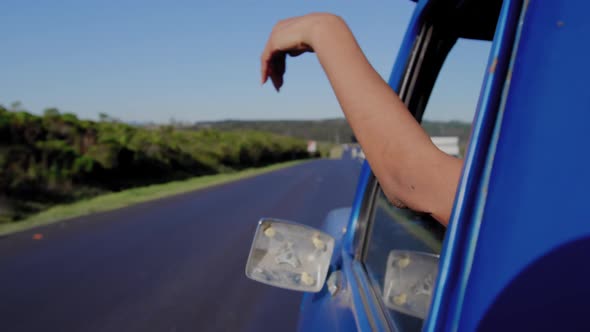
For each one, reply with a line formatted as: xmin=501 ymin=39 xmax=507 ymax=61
xmin=261 ymin=13 xmax=462 ymax=226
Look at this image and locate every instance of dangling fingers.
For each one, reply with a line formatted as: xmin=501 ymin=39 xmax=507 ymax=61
xmin=269 ymin=52 xmax=286 ymax=91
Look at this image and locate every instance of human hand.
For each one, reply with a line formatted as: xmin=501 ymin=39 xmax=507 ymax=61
xmin=260 ymin=13 xmax=341 ymax=91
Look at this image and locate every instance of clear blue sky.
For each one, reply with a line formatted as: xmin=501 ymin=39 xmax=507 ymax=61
xmin=0 ymin=0 xmax=491 ymax=123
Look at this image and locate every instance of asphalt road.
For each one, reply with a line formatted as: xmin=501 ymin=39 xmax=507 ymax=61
xmin=0 ymin=157 xmax=361 ymax=332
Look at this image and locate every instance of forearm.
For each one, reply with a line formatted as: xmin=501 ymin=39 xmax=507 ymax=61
xmin=311 ymin=16 xmax=461 ymax=224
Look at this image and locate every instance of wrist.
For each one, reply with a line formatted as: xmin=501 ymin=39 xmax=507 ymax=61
xmin=307 ymin=14 xmax=349 ymax=49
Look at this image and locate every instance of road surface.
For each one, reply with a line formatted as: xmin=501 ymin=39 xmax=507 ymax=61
xmin=0 ymin=158 xmax=361 ymax=332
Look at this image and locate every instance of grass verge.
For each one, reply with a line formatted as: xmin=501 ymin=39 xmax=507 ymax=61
xmin=329 ymin=145 xmax=344 ymax=159
xmin=0 ymin=160 xmax=308 ymax=236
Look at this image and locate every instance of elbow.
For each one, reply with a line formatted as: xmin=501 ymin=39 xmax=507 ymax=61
xmin=374 ymin=146 xmax=461 ymax=226
xmin=374 ymin=152 xmax=422 ymax=211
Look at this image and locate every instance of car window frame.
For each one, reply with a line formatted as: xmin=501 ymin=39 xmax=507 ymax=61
xmin=348 ymin=5 xmax=502 ymax=331
xmin=345 ymin=21 xmax=459 ymax=331
xmin=352 ymin=19 xmax=460 ymax=259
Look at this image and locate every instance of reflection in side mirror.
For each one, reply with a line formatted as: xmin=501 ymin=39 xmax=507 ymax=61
xmin=245 ymin=219 xmax=335 ymax=292
xmin=383 ymin=250 xmax=440 ymax=319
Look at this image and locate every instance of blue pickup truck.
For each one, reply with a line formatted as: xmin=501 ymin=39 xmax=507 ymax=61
xmin=246 ymin=0 xmax=590 ymax=330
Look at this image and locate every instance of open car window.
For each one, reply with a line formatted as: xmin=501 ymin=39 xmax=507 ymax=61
xmin=364 ymin=189 xmax=445 ymax=331
xmin=362 ymin=37 xmax=492 ymax=331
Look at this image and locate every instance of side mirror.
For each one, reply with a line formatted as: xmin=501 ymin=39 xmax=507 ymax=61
xmin=383 ymin=250 xmax=440 ymax=319
xmin=245 ymin=219 xmax=335 ymax=292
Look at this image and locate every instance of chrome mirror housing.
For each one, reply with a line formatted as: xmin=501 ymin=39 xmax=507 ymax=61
xmin=245 ymin=219 xmax=335 ymax=292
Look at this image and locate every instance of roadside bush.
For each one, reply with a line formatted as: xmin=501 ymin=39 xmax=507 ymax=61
xmin=0 ymin=106 xmax=311 ymax=222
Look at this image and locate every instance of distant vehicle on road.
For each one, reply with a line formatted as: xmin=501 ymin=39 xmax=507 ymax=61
xmin=431 ymin=136 xmax=460 ymax=157
xmin=246 ymin=0 xmax=590 ymax=331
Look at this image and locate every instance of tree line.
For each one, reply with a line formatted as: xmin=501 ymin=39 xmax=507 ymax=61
xmin=0 ymin=105 xmax=312 ymax=223
xmin=192 ymin=118 xmax=472 ymax=146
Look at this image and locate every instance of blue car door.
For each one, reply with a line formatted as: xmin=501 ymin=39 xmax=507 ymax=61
xmin=426 ymin=0 xmax=590 ymax=331
xmin=295 ymin=0 xmax=590 ymax=331
xmin=299 ymin=0 xmax=508 ymax=330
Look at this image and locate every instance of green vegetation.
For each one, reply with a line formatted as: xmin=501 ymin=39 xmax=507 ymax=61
xmin=0 ymin=104 xmax=312 ymax=224
xmin=328 ymin=145 xmax=344 ymax=159
xmin=0 ymin=101 xmax=471 ymax=228
xmin=316 ymin=142 xmax=337 ymax=159
xmin=0 ymin=160 xmax=306 ymax=236
xmin=192 ymin=118 xmax=472 ymax=151
xmin=192 ymin=119 xmax=357 ymax=144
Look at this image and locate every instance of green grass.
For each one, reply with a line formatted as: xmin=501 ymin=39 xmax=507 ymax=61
xmin=0 ymin=160 xmax=308 ymax=236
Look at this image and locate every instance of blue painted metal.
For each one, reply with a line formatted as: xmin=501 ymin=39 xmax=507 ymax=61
xmin=387 ymin=0 xmax=428 ymax=89
xmin=300 ymin=0 xmax=590 ymax=331
xmin=343 ymin=0 xmax=428 ymax=257
xmin=424 ymin=0 xmax=522 ymax=330
xmin=428 ymin=0 xmax=590 ymax=330
xmin=349 ymin=260 xmax=390 ymax=331
xmin=343 ymin=160 xmax=371 ymax=256
xmin=297 ymin=258 xmax=357 ymax=332
xmin=312 ymin=1 xmax=441 ymax=330
xmin=297 ymin=209 xmax=361 ymax=332
xmin=455 ymin=1 xmax=590 ymax=330
xmin=312 ymin=253 xmax=391 ymax=331
xmin=321 ymin=207 xmax=351 ymax=268
xmin=308 ymin=0 xmax=448 ymax=330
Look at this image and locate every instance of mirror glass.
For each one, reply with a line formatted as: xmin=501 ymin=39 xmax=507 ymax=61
xmin=245 ymin=219 xmax=335 ymax=292
xmin=383 ymin=250 xmax=440 ymax=319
